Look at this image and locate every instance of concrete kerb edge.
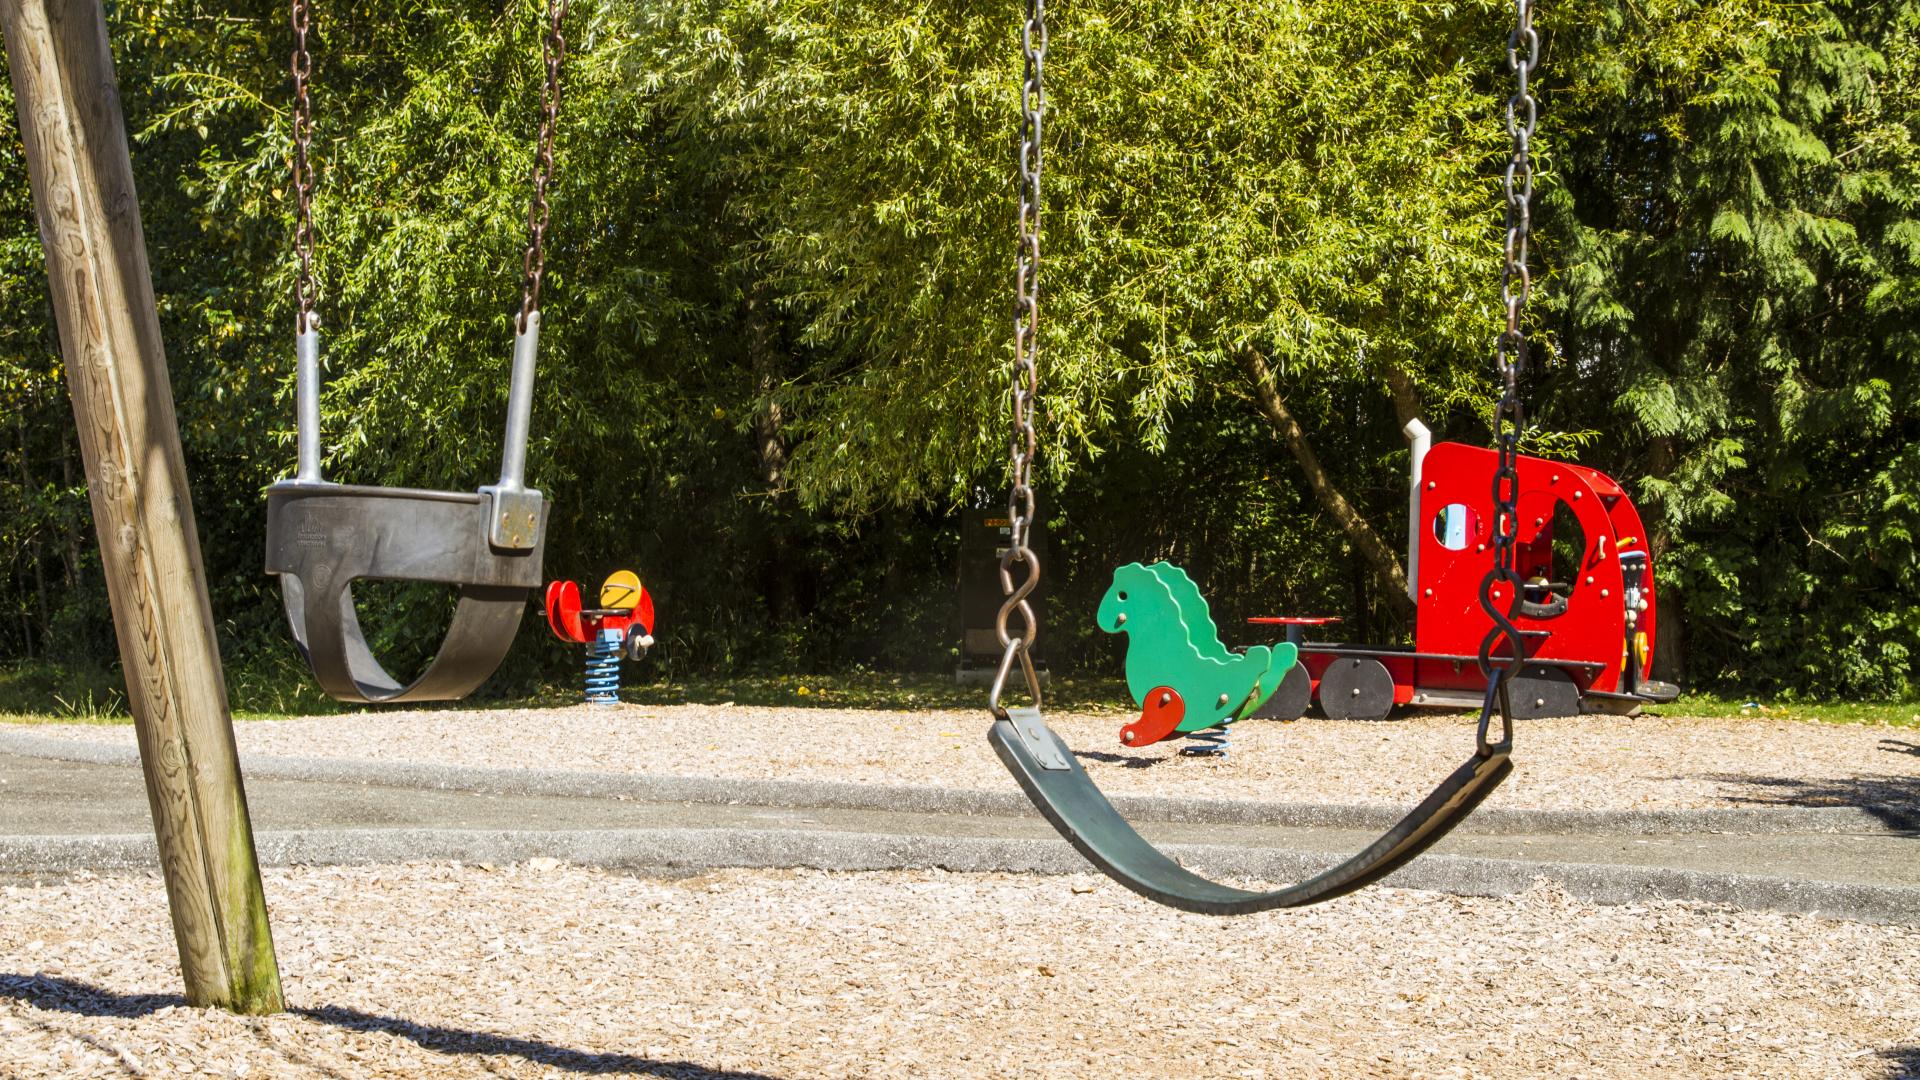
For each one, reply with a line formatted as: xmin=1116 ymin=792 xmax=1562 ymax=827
xmin=0 ymin=727 xmax=1900 ymax=837
xmin=4 ymin=828 xmax=1913 ymax=925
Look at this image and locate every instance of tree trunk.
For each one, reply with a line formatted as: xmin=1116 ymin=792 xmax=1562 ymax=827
xmin=61 ymin=435 xmax=81 ymax=587
xmin=1381 ymin=361 xmax=1422 ymax=430
xmin=746 ymin=282 xmax=796 ymax=625
xmin=14 ymin=407 xmax=49 ymax=653
xmin=1240 ymin=349 xmax=1417 ymax=624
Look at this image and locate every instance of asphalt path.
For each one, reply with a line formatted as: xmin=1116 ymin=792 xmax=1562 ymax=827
xmin=3 ymin=749 xmax=1915 ymax=921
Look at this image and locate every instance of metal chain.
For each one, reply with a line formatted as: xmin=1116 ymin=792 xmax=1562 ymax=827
xmin=1498 ymin=0 xmax=1538 ymax=366
xmin=1475 ymin=0 xmax=1539 ymax=756
xmin=289 ymin=0 xmax=567 ymax=335
xmin=290 ymin=0 xmax=315 ymax=333
xmin=518 ymin=0 xmax=570 ymax=332
xmin=991 ymin=0 xmax=1046 ymax=716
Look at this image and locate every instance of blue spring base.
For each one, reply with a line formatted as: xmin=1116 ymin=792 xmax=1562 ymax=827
xmin=584 ymin=630 xmax=622 ymax=705
xmin=1179 ymin=725 xmax=1230 ymax=757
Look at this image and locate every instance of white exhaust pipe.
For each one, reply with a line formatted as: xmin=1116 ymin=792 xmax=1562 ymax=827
xmin=1403 ymin=418 xmax=1431 ymax=602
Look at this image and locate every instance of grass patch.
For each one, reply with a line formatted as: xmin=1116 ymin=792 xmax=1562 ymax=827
xmin=9 ymin=658 xmax=1907 ymax=727
xmin=613 ymin=671 xmax=1130 ymax=713
xmin=227 ymin=653 xmax=364 ymax=720
xmin=0 ymin=661 xmax=1129 ymax=723
xmin=0 ymin=656 xmax=351 ymax=724
xmin=1647 ymin=692 xmax=1920 ymax=728
xmin=0 ymin=663 xmax=129 ymax=724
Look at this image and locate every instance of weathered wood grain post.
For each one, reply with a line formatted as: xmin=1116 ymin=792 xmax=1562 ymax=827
xmin=0 ymin=0 xmax=283 ymax=1013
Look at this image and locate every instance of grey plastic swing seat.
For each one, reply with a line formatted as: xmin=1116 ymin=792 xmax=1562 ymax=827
xmin=991 ymin=706 xmax=1511 ymax=914
xmin=266 ymin=483 xmax=548 ymax=703
xmin=266 ymin=316 xmax=549 ymax=704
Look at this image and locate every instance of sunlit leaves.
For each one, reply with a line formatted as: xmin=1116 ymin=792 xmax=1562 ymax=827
xmin=611 ymin=0 xmax=1514 ymax=513
xmin=1550 ymin=0 xmax=1920 ymax=696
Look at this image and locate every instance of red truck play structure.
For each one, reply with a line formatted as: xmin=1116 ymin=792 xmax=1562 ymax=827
xmin=1253 ymin=424 xmax=1680 ymax=722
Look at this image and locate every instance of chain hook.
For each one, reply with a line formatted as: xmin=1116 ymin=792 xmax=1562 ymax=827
xmin=988 ymin=636 xmax=1045 ymax=721
xmin=1473 ymin=0 xmax=1540 ymax=758
xmin=991 ymin=0 xmax=1047 ymax=720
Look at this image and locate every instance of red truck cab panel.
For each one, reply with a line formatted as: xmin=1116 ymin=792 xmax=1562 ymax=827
xmin=1413 ymin=442 xmax=1653 ymax=695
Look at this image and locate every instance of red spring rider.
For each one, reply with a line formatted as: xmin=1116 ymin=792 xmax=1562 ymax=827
xmin=545 ymin=570 xmax=655 ymax=704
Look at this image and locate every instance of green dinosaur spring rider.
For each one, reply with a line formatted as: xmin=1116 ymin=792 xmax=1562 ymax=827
xmin=1097 ymin=562 xmax=1298 ymax=755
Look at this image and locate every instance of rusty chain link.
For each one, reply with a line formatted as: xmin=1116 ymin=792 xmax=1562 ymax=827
xmin=289 ymin=0 xmax=568 ymax=335
xmin=290 ymin=0 xmax=315 ymax=333
xmin=1475 ymin=0 xmax=1540 ymax=756
xmin=991 ymin=0 xmax=1046 ymax=718
xmin=519 ymin=0 xmax=569 ymax=332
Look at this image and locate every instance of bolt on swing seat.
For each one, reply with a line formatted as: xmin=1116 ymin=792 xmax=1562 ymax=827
xmin=265 ymin=316 xmax=550 ymax=704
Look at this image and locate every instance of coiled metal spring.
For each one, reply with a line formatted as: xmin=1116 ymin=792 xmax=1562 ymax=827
xmin=584 ymin=629 xmax=622 ymax=705
xmin=1180 ymin=724 xmax=1230 ymax=757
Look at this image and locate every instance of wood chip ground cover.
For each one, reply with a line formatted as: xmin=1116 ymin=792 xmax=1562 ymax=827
xmin=19 ymin=706 xmax=1920 ymax=811
xmin=3 ymin=865 xmax=1918 ymax=1079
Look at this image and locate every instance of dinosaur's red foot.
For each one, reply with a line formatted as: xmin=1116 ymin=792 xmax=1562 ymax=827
xmin=1120 ymin=686 xmax=1185 ymax=747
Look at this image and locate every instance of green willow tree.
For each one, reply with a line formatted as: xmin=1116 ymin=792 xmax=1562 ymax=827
xmin=0 ymin=0 xmax=1912 ymax=697
xmin=613 ymin=0 xmax=1526 ymax=627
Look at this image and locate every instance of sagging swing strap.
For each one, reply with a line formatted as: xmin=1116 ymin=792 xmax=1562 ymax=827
xmin=989 ymin=708 xmax=1512 ymax=915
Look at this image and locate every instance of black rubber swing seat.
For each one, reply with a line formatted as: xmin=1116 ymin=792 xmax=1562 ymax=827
xmin=265 ymin=483 xmax=548 ymax=703
xmin=990 ymin=707 xmax=1512 ymax=915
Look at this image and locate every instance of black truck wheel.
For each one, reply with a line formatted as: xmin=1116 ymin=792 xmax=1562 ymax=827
xmin=1250 ymin=663 xmax=1312 ymax=721
xmin=1318 ymin=657 xmax=1396 ymax=721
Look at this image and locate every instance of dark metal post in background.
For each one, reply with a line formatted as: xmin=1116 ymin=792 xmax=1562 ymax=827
xmin=958 ymin=509 xmax=1046 ymax=683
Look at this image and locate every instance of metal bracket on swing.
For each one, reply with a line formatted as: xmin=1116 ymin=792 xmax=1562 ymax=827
xmin=1005 ymin=707 xmax=1070 ymax=772
xmin=989 ymin=637 xmax=1069 ymax=771
xmin=477 ymin=316 xmax=546 ymax=552
xmin=264 ymin=314 xmax=550 ymax=704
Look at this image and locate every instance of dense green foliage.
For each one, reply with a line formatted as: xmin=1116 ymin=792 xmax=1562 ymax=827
xmin=0 ymin=0 xmax=1912 ymax=701
xmin=1550 ymin=0 xmax=1920 ymax=694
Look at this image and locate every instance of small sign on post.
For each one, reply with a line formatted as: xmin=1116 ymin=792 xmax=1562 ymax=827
xmin=956 ymin=508 xmax=1049 ymax=684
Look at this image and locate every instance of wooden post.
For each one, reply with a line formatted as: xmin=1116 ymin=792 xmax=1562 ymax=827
xmin=1 ymin=0 xmax=283 ymax=1014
